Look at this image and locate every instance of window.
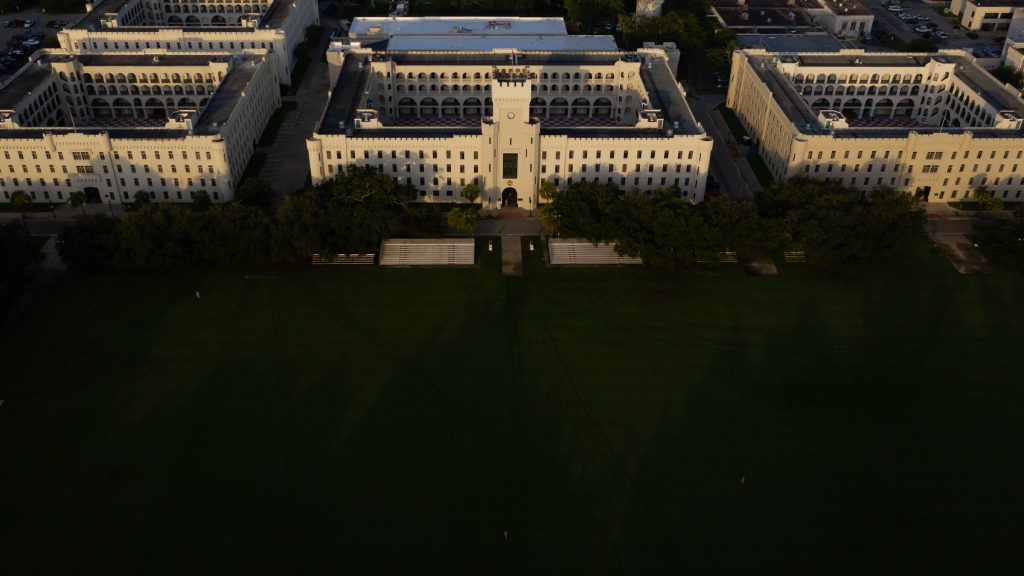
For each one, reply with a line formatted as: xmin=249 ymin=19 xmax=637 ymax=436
xmin=502 ymin=153 xmax=518 ymax=179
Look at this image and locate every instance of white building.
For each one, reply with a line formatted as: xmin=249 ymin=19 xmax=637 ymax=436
xmin=57 ymin=0 xmax=319 ymax=84
xmin=727 ymin=49 xmax=1024 ymax=202
xmin=307 ymin=42 xmax=712 ymax=208
xmin=951 ymin=0 xmax=1024 ymax=32
xmin=0 ymin=52 xmax=279 ymax=205
xmin=710 ymin=0 xmax=872 ymax=38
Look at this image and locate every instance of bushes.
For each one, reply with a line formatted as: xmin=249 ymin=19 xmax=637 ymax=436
xmin=57 ymin=166 xmax=416 ymax=271
xmin=972 ymin=207 xmax=1024 ymax=272
xmin=545 ymin=176 xmax=924 ymax=272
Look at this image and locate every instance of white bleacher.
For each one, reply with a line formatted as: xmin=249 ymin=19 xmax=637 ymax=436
xmin=548 ymin=238 xmax=642 ymax=266
xmin=312 ymin=253 xmax=376 ymax=265
xmin=379 ymin=238 xmax=475 ymax=266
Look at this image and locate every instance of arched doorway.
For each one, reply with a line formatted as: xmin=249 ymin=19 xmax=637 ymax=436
xmin=501 ymin=187 xmax=518 ymax=208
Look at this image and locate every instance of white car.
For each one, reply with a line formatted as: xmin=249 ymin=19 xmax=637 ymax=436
xmin=935 ymin=30 xmax=948 ymax=39
xmin=914 ymin=24 xmax=930 ymax=33
xmin=887 ymin=4 xmax=903 ymax=12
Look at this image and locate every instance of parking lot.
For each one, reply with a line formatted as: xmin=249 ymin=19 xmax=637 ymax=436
xmin=0 ymin=8 xmax=81 ymax=82
xmin=866 ymin=0 xmax=1012 ymax=57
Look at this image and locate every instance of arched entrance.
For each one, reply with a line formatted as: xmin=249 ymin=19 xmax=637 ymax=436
xmin=501 ymin=187 xmax=518 ymax=208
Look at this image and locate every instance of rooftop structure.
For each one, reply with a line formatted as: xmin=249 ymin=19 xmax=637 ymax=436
xmin=735 ymin=32 xmax=851 ymax=52
xmin=727 ymin=48 xmax=1024 ymax=202
xmin=308 ymin=43 xmax=712 ymax=207
xmin=0 ymin=51 xmax=280 ymax=205
xmin=58 ymin=0 xmax=319 ymax=84
xmin=711 ymin=0 xmax=873 ymax=38
xmin=347 ymin=16 xmax=568 ymax=40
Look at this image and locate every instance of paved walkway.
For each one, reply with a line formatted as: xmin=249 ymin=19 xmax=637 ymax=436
xmin=689 ymin=95 xmax=757 ymax=200
xmin=475 ymin=218 xmax=546 ymax=236
xmin=926 ymin=219 xmax=992 ymax=274
xmin=501 ymin=237 xmax=523 ymax=276
xmin=254 ymin=28 xmax=335 ymax=198
xmin=27 ymin=236 xmax=67 ymax=278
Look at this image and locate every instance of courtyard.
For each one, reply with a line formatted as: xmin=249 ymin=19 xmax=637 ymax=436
xmin=0 ymin=236 xmax=1022 ymax=573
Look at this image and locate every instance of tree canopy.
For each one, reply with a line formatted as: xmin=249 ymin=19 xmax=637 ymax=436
xmin=545 ymin=176 xmax=923 ymax=272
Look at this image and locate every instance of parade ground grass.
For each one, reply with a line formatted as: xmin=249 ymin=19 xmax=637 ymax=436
xmin=1 ymin=237 xmax=1022 ymax=573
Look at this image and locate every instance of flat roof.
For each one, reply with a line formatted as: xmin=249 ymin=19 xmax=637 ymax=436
xmin=384 ymin=35 xmax=619 ymax=52
xmin=74 ymin=0 xmax=291 ymax=31
xmin=0 ymin=53 xmax=265 ymax=137
xmin=714 ymin=7 xmax=816 ymax=28
xmin=74 ymin=0 xmax=132 ymax=30
xmin=317 ymin=49 xmax=701 ymax=137
xmin=714 ymin=0 xmax=822 ymax=8
xmin=348 ymin=17 xmax=567 ymax=38
xmin=0 ymin=57 xmax=54 ymax=109
xmin=736 ymin=33 xmax=849 ymax=52
xmin=74 ymin=53 xmax=235 ymax=67
xmin=818 ymin=0 xmax=872 ymax=16
xmin=743 ymin=50 xmax=1024 ymax=135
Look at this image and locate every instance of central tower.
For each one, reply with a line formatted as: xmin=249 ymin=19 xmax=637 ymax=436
xmin=482 ymin=58 xmax=541 ymax=209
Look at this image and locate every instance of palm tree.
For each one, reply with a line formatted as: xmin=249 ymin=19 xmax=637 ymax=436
xmin=10 ymin=190 xmax=31 ymax=234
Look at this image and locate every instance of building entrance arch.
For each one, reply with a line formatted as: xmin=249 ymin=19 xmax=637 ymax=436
xmin=501 ymin=187 xmax=518 ymax=208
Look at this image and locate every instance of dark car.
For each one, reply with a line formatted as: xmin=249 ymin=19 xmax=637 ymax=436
xmin=46 ymin=20 xmax=56 ymax=27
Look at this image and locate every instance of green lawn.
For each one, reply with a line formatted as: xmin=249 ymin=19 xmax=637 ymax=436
xmin=717 ymin=104 xmax=749 ymax=141
xmin=1 ymin=238 xmax=1023 ymax=573
xmin=746 ymin=154 xmax=775 ymax=188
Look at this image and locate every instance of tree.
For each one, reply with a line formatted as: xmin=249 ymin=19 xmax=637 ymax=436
xmin=10 ymin=191 xmax=31 ymax=234
xmin=235 ymin=179 xmax=276 ymax=213
xmin=973 ymin=186 xmax=1004 ymax=213
xmin=69 ymin=191 xmax=88 ymax=217
xmin=991 ymin=66 xmax=1024 ymax=90
xmin=566 ymin=0 xmax=623 ymax=29
xmin=621 ymin=12 xmax=706 ymax=56
xmin=272 ymin=190 xmax=322 ymax=263
xmin=56 ymin=216 xmax=117 ymax=272
xmin=971 ymin=206 xmax=1024 ymax=271
xmin=757 ymin=177 xmax=924 ymax=272
xmin=195 ymin=203 xmax=271 ymax=266
xmin=707 ymin=29 xmax=738 ymax=78
xmin=0 ymin=221 xmax=39 ymax=282
xmin=192 ymin=190 xmax=212 ymax=212
xmin=447 ymin=207 xmax=480 ymax=233
xmin=539 ymin=180 xmax=558 ymax=202
xmin=132 ymin=190 xmax=152 ymax=207
xmin=460 ymin=182 xmax=480 ymax=203
xmin=111 ymin=204 xmax=197 ymax=270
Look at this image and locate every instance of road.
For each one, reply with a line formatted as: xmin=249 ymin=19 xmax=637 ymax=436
xmin=687 ymin=93 xmax=753 ymax=201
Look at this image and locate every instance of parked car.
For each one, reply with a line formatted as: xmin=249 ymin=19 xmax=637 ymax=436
xmin=914 ymin=24 xmax=930 ymax=33
xmin=935 ymin=30 xmax=948 ymax=39
xmin=915 ymin=15 xmax=931 ymax=22
xmin=23 ymin=19 xmax=35 ymax=28
xmin=887 ymin=4 xmax=903 ymax=12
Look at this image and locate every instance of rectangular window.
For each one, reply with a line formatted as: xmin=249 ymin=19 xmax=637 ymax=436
xmin=502 ymin=153 xmax=518 ymax=179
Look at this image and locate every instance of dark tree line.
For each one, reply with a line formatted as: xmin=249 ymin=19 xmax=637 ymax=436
xmin=57 ymin=167 xmax=442 ymax=272
xmin=972 ymin=207 xmax=1024 ymax=272
xmin=543 ymin=176 xmax=925 ymax=272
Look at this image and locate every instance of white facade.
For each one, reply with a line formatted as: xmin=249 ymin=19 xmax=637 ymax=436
xmin=308 ymin=45 xmax=712 ymax=207
xmin=58 ymin=0 xmax=319 ymax=84
xmin=951 ymin=0 xmax=1024 ymax=31
xmin=727 ymin=49 xmax=1024 ymax=202
xmin=0 ymin=52 xmax=279 ymax=205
